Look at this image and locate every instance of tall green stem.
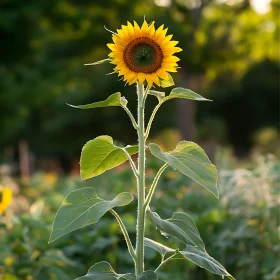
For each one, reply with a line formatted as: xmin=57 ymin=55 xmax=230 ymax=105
xmin=135 ymin=82 xmax=146 ymax=276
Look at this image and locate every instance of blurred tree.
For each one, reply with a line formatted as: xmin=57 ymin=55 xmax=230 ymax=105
xmin=0 ymin=0 xmax=278 ymax=165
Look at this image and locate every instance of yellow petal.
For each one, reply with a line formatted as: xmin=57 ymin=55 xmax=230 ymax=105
xmin=137 ymin=73 xmax=146 ymax=84
xmin=127 ymin=21 xmax=135 ymax=39
xmin=163 ymin=56 xmax=180 ymax=63
xmin=146 ymin=74 xmax=154 ymax=88
xmin=133 ymin=21 xmax=141 ymax=36
xmin=147 ymin=21 xmax=155 ymax=37
xmin=141 ymin=20 xmax=149 ymax=36
xmin=162 ymin=34 xmax=173 ymax=44
xmin=156 ymin=68 xmax=168 ymax=79
xmin=151 ymin=73 xmax=160 ymax=86
xmin=154 ymin=24 xmax=164 ymax=40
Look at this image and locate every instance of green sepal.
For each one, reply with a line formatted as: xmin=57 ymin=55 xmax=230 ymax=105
xmin=149 ymin=141 xmax=219 ymax=198
xmin=159 ymin=73 xmax=174 ymax=88
xmin=80 ymin=136 xmax=138 ymax=180
xmin=49 ymin=188 xmax=133 ymax=243
xmin=67 ymin=92 xmax=127 ymax=109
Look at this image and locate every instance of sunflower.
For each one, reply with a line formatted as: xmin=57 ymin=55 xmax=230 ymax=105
xmin=0 ymin=188 xmax=12 ymax=214
xmin=107 ymin=20 xmax=182 ymax=88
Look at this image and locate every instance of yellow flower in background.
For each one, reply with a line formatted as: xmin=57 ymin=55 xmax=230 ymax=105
xmin=0 ymin=188 xmax=12 ymax=214
xmin=107 ymin=20 xmax=182 ymax=87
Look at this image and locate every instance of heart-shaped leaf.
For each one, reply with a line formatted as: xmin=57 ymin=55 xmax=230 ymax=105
xmin=67 ymin=93 xmax=127 ymax=109
xmin=147 ymin=211 xmax=205 ymax=252
xmin=144 ymin=238 xmax=175 ymax=258
xmin=49 ymin=188 xmax=133 ymax=243
xmin=75 ymin=261 xmax=135 ymax=280
xmin=173 ymin=246 xmax=235 ymax=280
xmin=159 ymin=73 xmax=175 ymax=88
xmin=149 ymin=141 xmax=218 ymax=198
xmin=80 ymin=136 xmax=138 ymax=180
xmin=164 ymin=87 xmax=211 ymax=102
xmin=84 ymin=58 xmax=112 ymax=66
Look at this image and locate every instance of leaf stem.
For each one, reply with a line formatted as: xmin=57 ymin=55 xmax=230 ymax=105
xmin=144 ymin=163 xmax=168 ymax=210
xmin=122 ymin=105 xmax=138 ymax=130
xmin=144 ymin=101 xmax=163 ymax=140
xmin=154 ymin=252 xmax=177 ymax=273
xmin=110 ymin=209 xmax=137 ymax=261
xmin=135 ymin=82 xmax=146 ymax=277
xmin=122 ymin=148 xmax=139 ymax=179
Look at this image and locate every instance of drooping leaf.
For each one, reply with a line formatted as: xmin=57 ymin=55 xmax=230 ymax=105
xmin=173 ymin=246 xmax=235 ymax=280
xmin=75 ymin=261 xmax=135 ymax=280
xmin=49 ymin=188 xmax=133 ymax=243
xmin=84 ymin=58 xmax=112 ymax=66
xmin=164 ymin=87 xmax=211 ymax=102
xmin=138 ymin=271 xmax=157 ymax=280
xmin=80 ymin=136 xmax=138 ymax=180
xmin=146 ymin=211 xmax=205 ymax=252
xmin=144 ymin=238 xmax=175 ymax=258
xmin=67 ymin=92 xmax=127 ymax=109
xmin=149 ymin=141 xmax=218 ymax=198
xmin=159 ymin=73 xmax=174 ymax=88
xmin=144 ymin=241 xmax=235 ymax=280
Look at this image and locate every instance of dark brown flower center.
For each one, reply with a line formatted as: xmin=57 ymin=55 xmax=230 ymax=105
xmin=123 ymin=37 xmax=163 ymax=73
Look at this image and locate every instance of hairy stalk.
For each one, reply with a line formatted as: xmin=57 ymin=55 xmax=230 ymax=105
xmin=110 ymin=209 xmax=137 ymax=262
xmin=135 ymin=82 xmax=146 ymax=276
xmin=122 ymin=105 xmax=138 ymax=130
xmin=122 ymin=148 xmax=139 ymax=179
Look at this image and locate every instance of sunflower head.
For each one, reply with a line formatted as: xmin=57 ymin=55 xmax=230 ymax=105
xmin=107 ymin=20 xmax=182 ymax=88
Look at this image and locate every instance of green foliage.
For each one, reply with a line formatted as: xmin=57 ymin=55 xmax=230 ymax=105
xmin=76 ymin=261 xmax=135 ymax=280
xmin=165 ymin=88 xmax=211 ymax=102
xmin=80 ymin=136 xmax=138 ymax=179
xmin=149 ymin=141 xmax=218 ymax=198
xmin=159 ymin=73 xmax=174 ymax=88
xmin=0 ymin=154 xmax=279 ymax=279
xmin=49 ymin=188 xmax=133 ymax=243
xmin=68 ymin=93 xmax=128 ymax=109
xmin=146 ymin=211 xmax=205 ymax=252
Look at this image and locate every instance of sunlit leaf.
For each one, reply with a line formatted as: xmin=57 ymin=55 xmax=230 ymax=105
xmin=84 ymin=58 xmax=112 ymax=66
xmin=49 ymin=188 xmax=133 ymax=243
xmin=146 ymin=211 xmax=205 ymax=252
xmin=67 ymin=93 xmax=127 ymax=109
xmin=164 ymin=87 xmax=211 ymax=101
xmin=173 ymin=246 xmax=235 ymax=280
xmin=149 ymin=141 xmax=218 ymax=198
xmin=80 ymin=136 xmax=138 ymax=180
xmin=144 ymin=238 xmax=175 ymax=258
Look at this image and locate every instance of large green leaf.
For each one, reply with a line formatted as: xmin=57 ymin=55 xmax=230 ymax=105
xmin=80 ymin=136 xmax=138 ymax=180
xmin=75 ymin=261 xmax=135 ymax=280
xmin=144 ymin=240 xmax=235 ymax=280
xmin=149 ymin=141 xmax=218 ymax=198
xmin=144 ymin=238 xmax=175 ymax=258
xmin=174 ymin=246 xmax=235 ymax=280
xmin=146 ymin=211 xmax=205 ymax=252
xmin=49 ymin=188 xmax=133 ymax=243
xmin=67 ymin=93 xmax=127 ymax=109
xmin=164 ymin=87 xmax=211 ymax=101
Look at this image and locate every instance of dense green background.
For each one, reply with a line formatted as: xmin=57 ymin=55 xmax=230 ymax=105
xmin=0 ymin=0 xmax=279 ymax=162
